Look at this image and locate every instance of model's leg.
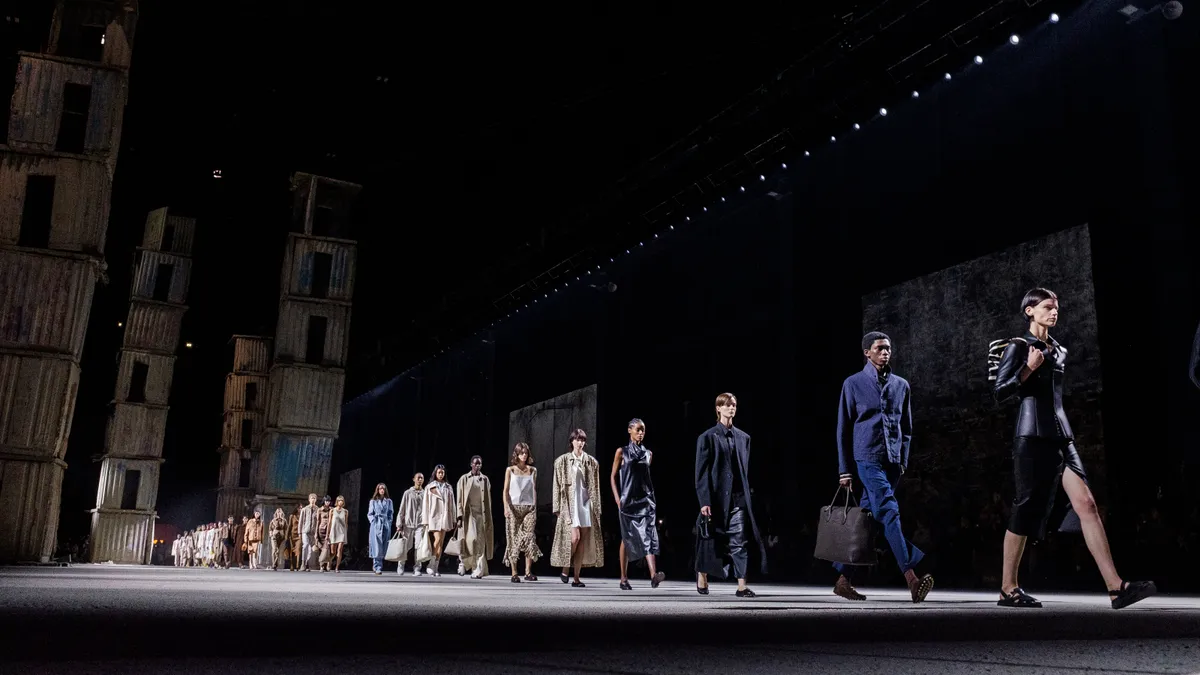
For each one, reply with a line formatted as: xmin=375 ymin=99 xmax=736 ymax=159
xmin=646 ymin=553 xmax=657 ymax=578
xmin=726 ymin=506 xmax=749 ymax=592
xmin=1061 ymin=469 xmax=1121 ymax=591
xmin=571 ymin=527 xmax=585 ymax=582
xmin=619 ymin=541 xmax=628 ymax=582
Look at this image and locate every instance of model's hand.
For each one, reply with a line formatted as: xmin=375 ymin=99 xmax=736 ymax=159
xmin=504 ymin=508 xmax=512 ymax=519
xmin=839 ymin=476 xmax=852 ymax=489
xmin=614 ymin=497 xmax=622 ymax=509
xmin=1026 ymin=345 xmax=1045 ymax=370
xmin=700 ymin=505 xmax=712 ymax=517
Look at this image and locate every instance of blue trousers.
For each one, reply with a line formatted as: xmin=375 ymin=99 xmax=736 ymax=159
xmin=834 ymin=461 xmax=924 ymax=577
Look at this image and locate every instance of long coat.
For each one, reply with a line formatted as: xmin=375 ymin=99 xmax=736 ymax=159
xmin=695 ymin=423 xmax=767 ymax=574
xmin=366 ymin=498 xmax=394 ymax=559
xmin=550 ymin=451 xmax=604 ymax=568
xmin=455 ymin=473 xmax=495 ymax=562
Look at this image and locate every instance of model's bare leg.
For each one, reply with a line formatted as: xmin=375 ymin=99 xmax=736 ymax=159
xmin=1061 ymin=470 xmax=1122 ymax=591
xmin=697 ymin=571 xmax=708 ymax=589
xmin=571 ymin=527 xmax=586 ymax=582
xmin=1001 ymin=530 xmax=1027 ymax=594
xmin=646 ymin=553 xmax=658 ymax=578
xmin=618 ymin=541 xmax=629 ymax=582
xmin=334 ymin=543 xmax=343 ymax=572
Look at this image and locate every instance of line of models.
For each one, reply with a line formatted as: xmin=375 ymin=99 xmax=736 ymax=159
xmin=173 ymin=287 xmax=1158 ymax=610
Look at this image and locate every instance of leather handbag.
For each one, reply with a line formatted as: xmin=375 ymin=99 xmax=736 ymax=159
xmin=385 ymin=531 xmax=407 ymax=562
xmin=813 ymin=486 xmax=877 ymax=565
xmin=442 ymin=533 xmax=461 ymax=558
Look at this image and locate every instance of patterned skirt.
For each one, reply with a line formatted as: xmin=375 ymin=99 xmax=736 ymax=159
xmin=504 ymin=504 xmax=543 ymax=566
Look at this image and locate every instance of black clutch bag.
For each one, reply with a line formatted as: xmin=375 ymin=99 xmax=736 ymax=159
xmin=697 ymin=515 xmax=712 ymax=540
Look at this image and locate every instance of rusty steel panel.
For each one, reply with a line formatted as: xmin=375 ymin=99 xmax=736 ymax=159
xmin=130 ymin=249 xmax=192 ymax=304
xmin=0 ymin=458 xmax=65 ymax=562
xmin=216 ymin=487 xmax=254 ymax=521
xmin=0 ymin=250 xmax=100 ymax=358
xmin=94 ymin=456 xmax=161 ymax=510
xmin=257 ymin=431 xmax=333 ymax=498
xmin=274 ymin=298 xmax=352 ymax=368
xmin=0 ymin=353 xmax=80 ymax=460
xmin=122 ymin=301 xmax=185 ymax=354
xmin=224 ymin=373 xmax=267 ymax=411
xmin=104 ymin=402 xmax=168 ymax=458
xmin=280 ymin=234 xmax=357 ymax=302
xmin=265 ymin=364 xmax=345 ymax=433
xmin=0 ymin=154 xmax=113 ymax=252
xmin=141 ymin=208 xmax=196 ymax=256
xmin=231 ymin=336 xmax=271 ymax=373
xmin=114 ymin=350 xmax=175 ymax=405
xmin=217 ymin=448 xmax=251 ymax=488
xmin=222 ymin=409 xmax=263 ymax=451
xmin=6 ymin=54 xmax=128 ymax=160
xmin=88 ymin=510 xmax=154 ymax=564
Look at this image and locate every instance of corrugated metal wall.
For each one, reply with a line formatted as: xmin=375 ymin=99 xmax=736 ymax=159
xmin=114 ymin=351 xmax=175 ymax=405
xmin=0 ymin=249 xmax=99 ymax=358
xmin=94 ymin=457 xmax=161 ymax=510
xmin=88 ymin=511 xmax=153 ymax=564
xmin=273 ymin=299 xmax=352 ymax=367
xmin=257 ymin=431 xmax=334 ymax=497
xmin=142 ymin=209 xmax=197 ymax=256
xmin=0 ymin=458 xmax=64 ymax=562
xmin=222 ymin=410 xmax=263 ymax=450
xmin=122 ymin=301 xmax=185 ymax=354
xmin=223 ymin=373 xmax=267 ymax=411
xmin=281 ymin=235 xmax=357 ymax=301
xmin=265 ymin=365 xmax=344 ymax=432
xmin=6 ymin=55 xmax=127 ymax=158
xmin=0 ymin=154 xmax=113 ymax=252
xmin=232 ymin=336 xmax=271 ymax=373
xmin=216 ymin=488 xmax=254 ymax=521
xmin=0 ymin=353 xmax=79 ymax=459
xmin=217 ymin=448 xmax=247 ymax=487
xmin=131 ymin=250 xmax=192 ymax=304
xmin=105 ymin=403 xmax=168 ymax=457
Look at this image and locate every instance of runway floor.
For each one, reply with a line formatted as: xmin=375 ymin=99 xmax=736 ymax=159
xmin=2 ymin=565 xmax=1198 ymax=674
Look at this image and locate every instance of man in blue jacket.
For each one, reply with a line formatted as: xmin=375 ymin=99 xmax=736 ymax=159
xmin=832 ymin=331 xmax=933 ymax=603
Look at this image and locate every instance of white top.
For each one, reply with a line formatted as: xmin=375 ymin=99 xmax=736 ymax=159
xmin=569 ymin=454 xmax=592 ymax=528
xmin=508 ymin=469 xmax=536 ymax=507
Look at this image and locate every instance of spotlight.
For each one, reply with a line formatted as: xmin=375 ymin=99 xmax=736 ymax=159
xmin=1049 ymin=12 xmax=1060 ymax=22
xmin=853 ymin=123 xmax=861 ymax=130
xmin=703 ymin=207 xmax=708 ymax=212
xmin=721 ymin=197 xmax=726 ymax=202
xmin=185 ymin=342 xmax=193 ymax=349
xmin=830 ymin=136 xmax=837 ymax=143
xmin=944 ymin=73 xmax=952 ymax=81
xmin=758 ymin=175 xmax=765 ymax=181
xmin=1009 ymin=34 xmax=1020 ymax=45
xmin=974 ymin=55 xmax=983 ymax=64
xmin=117 ymin=321 xmax=123 ymax=327
xmin=781 ymin=163 xmax=788 ymax=169
xmin=739 ymin=186 xmax=745 ymax=192
xmin=804 ymin=151 xmax=810 ymax=157
xmin=912 ymin=90 xmax=920 ymax=98
xmin=685 ymin=216 xmax=690 ymax=221
xmin=669 ymin=225 xmax=674 ymax=230
xmin=1163 ymin=1 xmax=1182 ymax=20
xmin=879 ymin=107 xmax=888 ymax=116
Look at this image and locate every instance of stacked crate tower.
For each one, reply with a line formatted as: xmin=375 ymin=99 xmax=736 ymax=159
xmin=215 ymin=336 xmax=271 ymax=521
xmin=0 ymin=0 xmax=138 ymax=562
xmin=251 ymin=172 xmax=359 ymax=565
xmin=89 ymin=208 xmax=194 ymax=563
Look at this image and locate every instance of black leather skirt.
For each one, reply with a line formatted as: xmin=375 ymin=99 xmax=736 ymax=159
xmin=1009 ymin=436 xmax=1087 ymax=539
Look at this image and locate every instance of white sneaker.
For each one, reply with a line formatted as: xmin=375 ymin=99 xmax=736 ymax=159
xmin=457 ymin=562 xmax=466 ymax=576
xmin=421 ymin=566 xmax=430 ymax=575
xmin=412 ymin=569 xmax=421 ymax=577
xmin=470 ymin=569 xmax=483 ymax=579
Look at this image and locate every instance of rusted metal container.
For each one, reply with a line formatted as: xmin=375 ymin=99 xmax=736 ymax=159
xmin=279 ymin=234 xmax=356 ymax=302
xmin=256 ymin=430 xmax=334 ymax=498
xmin=130 ymin=249 xmax=191 ymax=304
xmin=273 ymin=298 xmax=352 ymax=367
xmin=265 ymin=364 xmax=344 ymax=432
xmin=0 ymin=352 xmax=80 ymax=460
xmin=222 ymin=409 xmax=264 ymax=451
xmin=230 ymin=335 xmax=271 ymax=373
xmin=0 ymin=249 xmax=100 ymax=358
xmin=121 ymin=300 xmax=186 ymax=354
xmin=0 ymin=457 xmax=65 ymax=562
xmin=0 ymin=154 xmax=112 ymax=253
xmin=141 ymin=208 xmax=196 ymax=256
xmin=217 ymin=446 xmax=250 ymax=488
xmin=104 ymin=402 xmax=168 ymax=458
xmin=6 ymin=54 xmax=128 ymax=159
xmin=88 ymin=510 xmax=153 ymax=564
xmin=113 ymin=350 xmax=175 ymax=405
xmin=223 ymin=373 xmax=267 ymax=411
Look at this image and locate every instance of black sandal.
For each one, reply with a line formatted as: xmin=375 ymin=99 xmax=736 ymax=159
xmin=735 ymin=588 xmax=757 ymax=598
xmin=1110 ymin=580 xmax=1156 ymax=609
xmin=511 ymin=575 xmax=521 ymax=583
xmin=998 ymin=587 xmax=1042 ymax=608
xmin=651 ymin=571 xmax=665 ymax=588
xmin=696 ymin=585 xmax=709 ymax=595
xmin=524 ymin=574 xmax=538 ymax=582
xmin=560 ymin=573 xmax=570 ymax=584
xmin=619 ymin=580 xmax=632 ymax=590
xmin=571 ymin=580 xmax=586 ymax=588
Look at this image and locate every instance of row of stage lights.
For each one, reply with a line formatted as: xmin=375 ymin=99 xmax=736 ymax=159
xmin=409 ymin=12 xmax=1064 ymax=370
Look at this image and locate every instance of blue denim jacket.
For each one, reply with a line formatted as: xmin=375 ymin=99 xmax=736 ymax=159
xmin=837 ymin=362 xmax=913 ymax=475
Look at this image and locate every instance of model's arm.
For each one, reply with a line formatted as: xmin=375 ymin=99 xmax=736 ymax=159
xmin=502 ymin=468 xmax=513 ymax=516
xmin=994 ymin=341 xmax=1035 ymax=401
xmin=900 ymin=381 xmax=913 ymax=472
xmin=531 ymin=467 xmax=537 ymax=506
xmin=610 ymin=449 xmax=623 ymax=509
xmin=551 ymin=459 xmax=562 ymax=515
xmin=695 ymin=434 xmax=713 ymax=514
xmin=836 ymin=381 xmax=855 ymax=478
xmin=1190 ymin=320 xmax=1200 ymax=390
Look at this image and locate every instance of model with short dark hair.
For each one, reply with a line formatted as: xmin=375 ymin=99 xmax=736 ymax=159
xmin=993 ymin=287 xmax=1155 ymax=609
xmin=456 ymin=456 xmax=495 ymax=579
xmin=612 ymin=418 xmax=665 ymax=590
xmin=832 ymin=332 xmax=933 ymax=603
xmin=423 ymin=465 xmax=456 ymax=576
xmin=551 ymin=429 xmax=604 ymax=587
xmin=366 ymin=484 xmax=393 ymax=575
xmin=396 ymin=472 xmax=433 ymax=576
xmin=695 ymin=393 xmax=764 ymax=597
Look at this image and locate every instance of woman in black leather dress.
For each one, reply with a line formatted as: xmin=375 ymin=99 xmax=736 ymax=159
xmin=993 ymin=288 xmax=1155 ymax=609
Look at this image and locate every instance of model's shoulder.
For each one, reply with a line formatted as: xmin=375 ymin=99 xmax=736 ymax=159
xmin=733 ymin=426 xmax=751 ymax=440
xmin=893 ymin=373 xmax=911 ymax=388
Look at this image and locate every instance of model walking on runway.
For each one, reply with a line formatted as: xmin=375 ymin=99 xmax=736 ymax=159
xmin=993 ymin=287 xmax=1155 ymax=609
xmin=551 ymin=429 xmax=604 ymax=587
xmin=396 ymin=473 xmax=433 ymax=576
xmin=424 ymin=465 xmax=457 ymax=576
xmin=366 ymin=484 xmax=394 ymax=575
xmin=503 ymin=443 xmax=542 ymax=582
xmin=612 ymin=418 xmax=664 ymax=590
xmin=328 ymin=496 xmax=349 ymax=572
xmin=455 ymin=456 xmax=495 ymax=579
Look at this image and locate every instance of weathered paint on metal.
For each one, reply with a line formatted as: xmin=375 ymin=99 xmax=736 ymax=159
xmin=231 ymin=336 xmax=271 ymax=373
xmin=265 ymin=364 xmax=345 ymax=432
xmin=6 ymin=54 xmax=128 ymax=160
xmin=281 ymin=234 xmax=356 ymax=301
xmin=507 ymin=384 xmax=599 ymax=506
xmin=224 ymin=373 xmax=267 ymax=411
xmin=88 ymin=510 xmax=154 ymax=564
xmin=94 ymin=456 xmax=161 ymax=510
xmin=104 ymin=402 xmax=168 ymax=458
xmin=221 ymin=409 xmax=263 ymax=450
xmin=130 ymin=249 xmax=192 ymax=304
xmin=0 ymin=352 xmax=80 ymax=460
xmin=217 ymin=448 xmax=249 ymax=488
xmin=216 ymin=487 xmax=254 ymax=521
xmin=0 ymin=249 xmax=100 ymax=358
xmin=0 ymin=154 xmax=113 ymax=252
xmin=114 ymin=350 xmax=175 ymax=405
xmin=141 ymin=208 xmax=196 ymax=256
xmin=121 ymin=300 xmax=186 ymax=354
xmin=0 ymin=457 xmax=65 ymax=562
xmin=273 ymin=298 xmax=352 ymax=367
xmin=258 ymin=431 xmax=333 ymax=497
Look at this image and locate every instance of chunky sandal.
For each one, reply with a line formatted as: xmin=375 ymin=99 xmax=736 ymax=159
xmin=511 ymin=575 xmax=521 ymax=583
xmin=571 ymin=580 xmax=586 ymax=588
xmin=735 ymin=588 xmax=757 ymax=598
xmin=1110 ymin=580 xmax=1156 ymax=609
xmin=524 ymin=574 xmax=538 ymax=582
xmin=998 ymin=587 xmax=1042 ymax=608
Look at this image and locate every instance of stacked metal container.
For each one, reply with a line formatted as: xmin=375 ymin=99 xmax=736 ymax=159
xmin=88 ymin=208 xmax=193 ymax=564
xmin=0 ymin=1 xmax=138 ymax=563
xmin=251 ymin=173 xmax=360 ymax=558
xmin=215 ymin=335 xmax=271 ymax=521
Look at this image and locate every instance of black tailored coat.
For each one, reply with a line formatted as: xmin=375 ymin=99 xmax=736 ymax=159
xmin=694 ymin=423 xmax=767 ymax=574
xmin=993 ymin=332 xmax=1074 ymax=440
